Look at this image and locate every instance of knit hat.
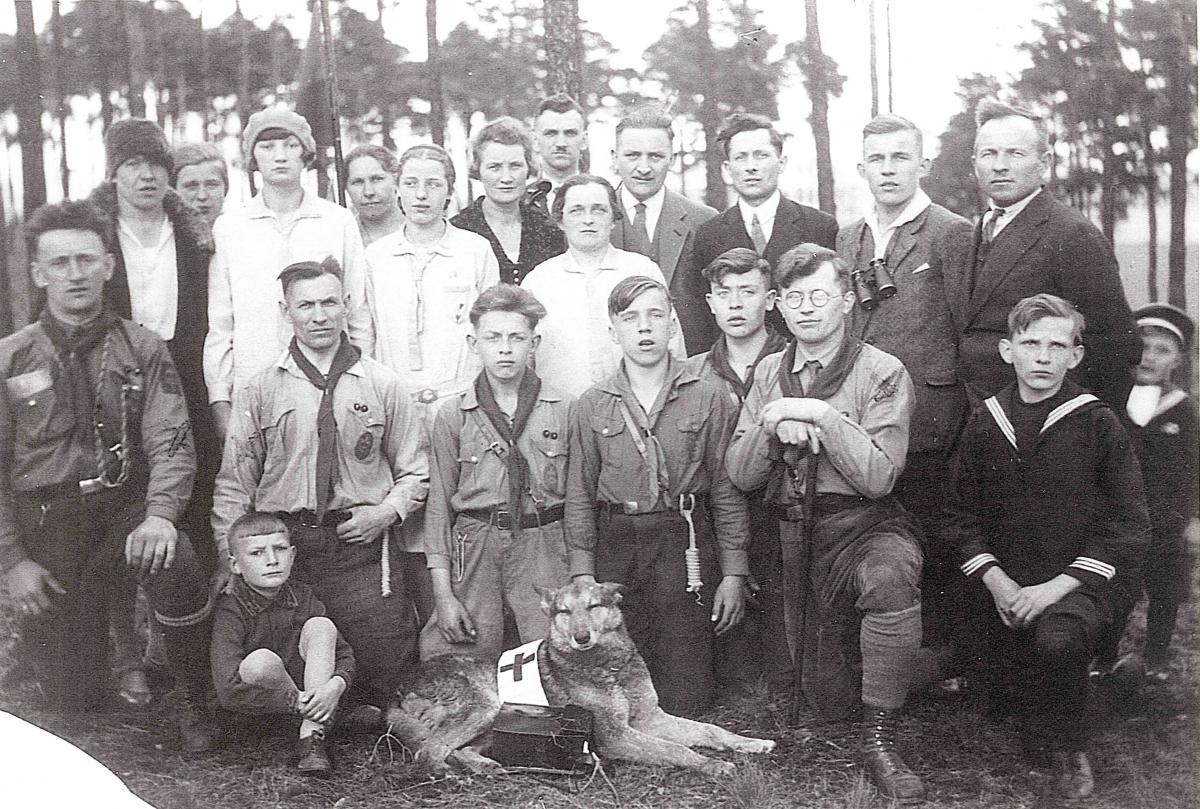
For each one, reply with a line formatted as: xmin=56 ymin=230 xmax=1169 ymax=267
xmin=1135 ymin=302 xmax=1195 ymax=349
xmin=241 ymin=108 xmax=316 ymax=171
xmin=105 ymin=119 xmax=172 ymax=178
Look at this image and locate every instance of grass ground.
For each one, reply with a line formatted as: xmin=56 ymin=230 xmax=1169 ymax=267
xmin=2 ymin=560 xmax=1198 ymax=809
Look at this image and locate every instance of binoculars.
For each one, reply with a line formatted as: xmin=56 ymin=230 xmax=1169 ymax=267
xmin=851 ymin=258 xmax=897 ymax=311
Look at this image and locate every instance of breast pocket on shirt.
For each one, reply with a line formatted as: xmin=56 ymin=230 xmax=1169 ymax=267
xmin=343 ymin=404 xmax=386 ymax=465
xmin=256 ymin=405 xmax=297 ymax=490
xmin=529 ymin=429 xmax=568 ymax=499
xmin=441 ymin=283 xmax=474 ymax=326
xmin=5 ymin=369 xmax=71 ymax=444
xmin=672 ymin=412 xmax=706 ymax=471
xmin=590 ymin=415 xmax=627 ymax=470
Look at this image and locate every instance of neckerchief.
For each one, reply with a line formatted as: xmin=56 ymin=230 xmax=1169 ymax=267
xmin=767 ymin=336 xmax=866 ymax=513
xmin=38 ymin=309 xmax=117 ymax=444
xmin=474 ymin=370 xmax=542 ymax=536
xmin=288 ymin=334 xmax=361 ymax=519
xmin=708 ymin=329 xmax=788 ymax=402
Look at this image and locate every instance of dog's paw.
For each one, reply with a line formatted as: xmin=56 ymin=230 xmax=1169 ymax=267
xmin=701 ymin=758 xmax=737 ymax=779
xmin=732 ymin=737 xmax=775 ymax=754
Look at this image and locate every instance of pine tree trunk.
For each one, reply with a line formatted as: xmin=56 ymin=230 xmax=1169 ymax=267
xmin=1143 ymin=123 xmax=1158 ymax=301
xmin=14 ymin=0 xmax=46 ymax=215
xmin=697 ymin=0 xmax=724 ymax=210
xmin=1164 ymin=4 xmax=1189 ymax=309
xmin=426 ymin=0 xmax=445 ymax=145
xmin=804 ymin=0 xmax=836 ymax=215
xmin=50 ymin=0 xmax=69 ymax=198
xmin=544 ymin=0 xmax=583 ymax=101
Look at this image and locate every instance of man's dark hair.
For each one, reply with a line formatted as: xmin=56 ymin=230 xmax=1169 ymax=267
xmin=469 ymin=117 xmax=534 ymax=180
xmin=615 ymin=105 xmax=674 ymax=144
xmin=608 ymin=275 xmax=672 ymax=317
xmin=24 ymin=200 xmax=113 ymax=257
xmin=469 ymin=283 xmax=548 ymax=330
xmin=861 ymin=113 xmax=923 ymax=155
xmin=344 ymin=143 xmax=399 ymax=177
xmin=551 ymin=174 xmax=624 ymax=223
xmin=278 ymin=255 xmax=343 ymax=298
xmin=774 ymin=243 xmax=849 ymax=292
xmin=702 ymin=247 xmax=772 ymax=287
xmin=716 ymin=113 xmax=783 ymax=160
xmin=538 ymin=93 xmax=585 ymax=118
xmin=974 ymin=98 xmax=1050 ymax=154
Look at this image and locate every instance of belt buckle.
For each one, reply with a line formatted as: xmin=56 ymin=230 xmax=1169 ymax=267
xmin=416 ymin=388 xmax=438 ymax=405
xmin=493 ymin=509 xmax=514 ymax=530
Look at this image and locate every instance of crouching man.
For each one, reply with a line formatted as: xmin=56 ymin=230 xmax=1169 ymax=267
xmin=725 ymin=244 xmax=925 ymax=801
xmin=0 ymin=201 xmax=215 ymax=750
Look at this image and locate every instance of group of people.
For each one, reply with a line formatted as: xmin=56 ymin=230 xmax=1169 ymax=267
xmin=1 ymin=90 xmax=1195 ymax=803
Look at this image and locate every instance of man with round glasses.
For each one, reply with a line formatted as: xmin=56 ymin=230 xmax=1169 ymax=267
xmin=726 ymin=243 xmax=926 ymax=802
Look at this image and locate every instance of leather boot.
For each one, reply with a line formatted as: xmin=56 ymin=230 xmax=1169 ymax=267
xmin=163 ymin=620 xmax=217 ymax=753
xmin=861 ymin=705 xmax=925 ymax=802
xmin=297 ymin=728 xmax=333 ymax=776
xmin=176 ymin=685 xmax=217 ymax=753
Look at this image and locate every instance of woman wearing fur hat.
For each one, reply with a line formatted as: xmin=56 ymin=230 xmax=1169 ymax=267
xmin=88 ymin=118 xmax=221 ymax=708
xmin=203 ymin=108 xmax=373 ymax=447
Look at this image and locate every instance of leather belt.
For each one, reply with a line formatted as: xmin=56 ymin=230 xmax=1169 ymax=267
xmin=460 ymin=504 xmax=564 ymax=530
xmin=411 ymin=388 xmax=441 ymax=405
xmin=283 ymin=509 xmax=353 ymax=529
xmin=771 ymin=494 xmax=870 ymax=523
xmin=598 ymin=498 xmax=680 ymax=517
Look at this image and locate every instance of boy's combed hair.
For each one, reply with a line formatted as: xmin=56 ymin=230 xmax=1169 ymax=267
xmin=774 ymin=243 xmax=849 ymax=292
xmin=615 ymin=105 xmax=675 ymax=143
xmin=469 ymin=283 xmax=548 ymax=329
xmin=469 ymin=117 xmax=534 ymax=179
xmin=228 ymin=512 xmax=290 ymax=550
xmin=551 ymin=174 xmax=624 ymax=223
xmin=398 ymin=143 xmax=457 ymax=189
xmin=279 ymin=255 xmax=342 ymax=297
xmin=1007 ymin=293 xmax=1086 ymax=344
xmin=715 ymin=113 xmax=783 ymax=159
xmin=344 ymin=143 xmax=399 ymax=176
xmin=608 ymin=275 xmax=671 ymax=317
xmin=25 ymin=200 xmax=113 ymax=256
xmin=862 ymin=113 xmax=923 ymax=154
xmin=702 ymin=247 xmax=771 ymax=287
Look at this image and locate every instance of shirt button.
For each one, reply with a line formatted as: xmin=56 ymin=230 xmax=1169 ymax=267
xmin=601 ymin=428 xmax=609 ymax=435
xmin=543 ymin=429 xmax=551 ymax=437
xmin=470 ymin=456 xmax=478 ymax=462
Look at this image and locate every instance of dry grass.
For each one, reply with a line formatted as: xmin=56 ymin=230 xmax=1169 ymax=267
xmin=3 ymin=559 xmax=1198 ymax=809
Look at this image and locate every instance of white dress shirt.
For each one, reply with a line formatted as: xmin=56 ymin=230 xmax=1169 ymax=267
xmin=986 ymin=187 xmax=1041 ymax=240
xmin=118 ymin=216 xmax=178 ymax=342
xmin=866 ymin=189 xmax=931 ymax=260
xmin=737 ymin=189 xmax=781 ymax=246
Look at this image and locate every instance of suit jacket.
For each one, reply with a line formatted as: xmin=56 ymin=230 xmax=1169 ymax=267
xmin=610 ymin=188 xmax=718 ymax=355
xmin=690 ymin=196 xmax=838 ymax=351
xmin=837 ymin=202 xmax=973 ymax=456
xmin=942 ymin=189 xmax=1139 ymax=409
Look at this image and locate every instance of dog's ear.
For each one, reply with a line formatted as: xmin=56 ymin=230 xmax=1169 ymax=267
xmin=601 ymin=581 xmax=626 ymax=605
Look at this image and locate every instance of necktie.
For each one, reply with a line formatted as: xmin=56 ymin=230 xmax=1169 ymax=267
xmin=750 ymin=213 xmax=768 ymax=255
xmin=628 ymin=202 xmax=652 ymax=258
xmin=407 ymin=254 xmax=433 ymax=372
xmin=983 ymin=207 xmax=1006 ymax=245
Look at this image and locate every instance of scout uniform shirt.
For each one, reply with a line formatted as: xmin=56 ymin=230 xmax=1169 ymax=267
xmin=424 ymin=381 xmax=573 ymax=572
xmin=211 ymin=348 xmax=429 ymax=558
xmin=0 ymin=315 xmax=195 ymax=571
xmin=564 ymin=358 xmax=749 ymax=578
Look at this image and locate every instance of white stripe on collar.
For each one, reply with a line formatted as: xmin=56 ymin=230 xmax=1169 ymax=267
xmin=983 ymin=392 xmax=1099 ymax=450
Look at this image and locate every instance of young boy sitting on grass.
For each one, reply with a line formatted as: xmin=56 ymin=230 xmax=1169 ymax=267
xmin=210 ymin=512 xmax=357 ymax=777
xmin=944 ymin=294 xmax=1149 ymax=800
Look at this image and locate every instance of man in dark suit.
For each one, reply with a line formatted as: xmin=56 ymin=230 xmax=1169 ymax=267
xmin=692 ymin=114 xmax=838 ymax=350
xmin=526 ymin=93 xmax=587 ymax=217
xmin=838 ymin=114 xmax=974 ymax=679
xmin=837 ymin=113 xmax=972 ymax=523
xmin=943 ymin=99 xmax=1139 ymax=408
xmin=609 ymin=106 xmax=718 ymax=354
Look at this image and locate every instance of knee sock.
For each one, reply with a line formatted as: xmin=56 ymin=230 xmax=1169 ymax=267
xmin=861 ymin=603 xmax=922 ymax=710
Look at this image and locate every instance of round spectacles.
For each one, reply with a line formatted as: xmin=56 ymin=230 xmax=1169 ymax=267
xmin=783 ymin=289 xmax=843 ymax=309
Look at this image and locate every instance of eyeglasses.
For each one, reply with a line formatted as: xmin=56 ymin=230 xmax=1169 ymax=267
xmin=782 ymin=289 xmax=845 ymax=309
xmin=38 ymin=253 xmax=107 ymax=279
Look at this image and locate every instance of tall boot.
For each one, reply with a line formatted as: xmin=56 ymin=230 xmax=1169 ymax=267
xmin=161 ymin=619 xmax=217 ymax=753
xmin=861 ymin=705 xmax=924 ymax=802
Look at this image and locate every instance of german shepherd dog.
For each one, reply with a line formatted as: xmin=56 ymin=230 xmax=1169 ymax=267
xmin=385 ymin=580 xmax=775 ymax=777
